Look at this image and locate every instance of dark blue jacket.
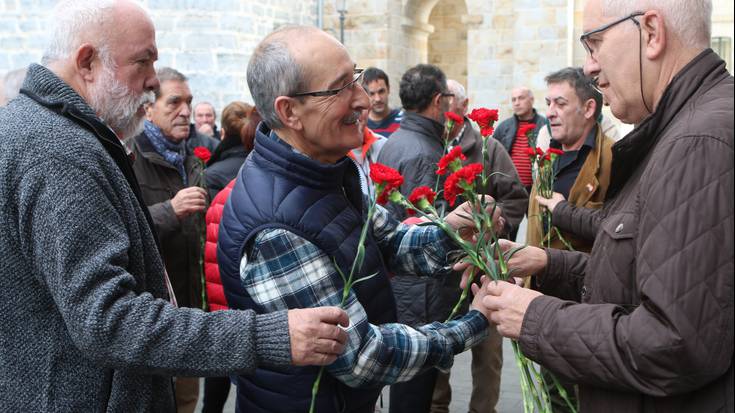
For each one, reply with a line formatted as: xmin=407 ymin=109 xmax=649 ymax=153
xmin=218 ymin=123 xmax=397 ymax=413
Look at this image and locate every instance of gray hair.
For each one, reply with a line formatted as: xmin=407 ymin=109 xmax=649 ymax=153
xmin=602 ymin=0 xmax=711 ymax=49
xmin=3 ymin=68 xmax=27 ymax=102
xmin=195 ymin=101 xmax=216 ymax=119
xmin=41 ymin=0 xmax=117 ymax=65
xmin=154 ymin=67 xmax=188 ymax=99
xmin=246 ymin=26 xmax=315 ymax=129
xmin=446 ymin=79 xmax=467 ymax=102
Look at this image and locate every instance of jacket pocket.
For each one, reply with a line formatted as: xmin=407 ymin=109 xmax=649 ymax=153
xmin=592 ymin=212 xmax=638 ymax=304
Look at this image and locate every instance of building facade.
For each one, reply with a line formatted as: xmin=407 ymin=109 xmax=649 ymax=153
xmin=1 ymin=0 xmax=732 ymax=126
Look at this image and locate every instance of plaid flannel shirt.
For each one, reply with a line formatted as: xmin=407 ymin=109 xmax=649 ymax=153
xmin=239 ymin=203 xmax=489 ymax=388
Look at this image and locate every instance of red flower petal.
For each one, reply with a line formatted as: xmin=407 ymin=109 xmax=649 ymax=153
xmin=445 ymin=111 xmax=464 ymax=125
xmin=193 ymin=146 xmax=212 ymax=164
xmin=436 ymin=146 xmax=467 ymax=176
xmin=408 ymin=186 xmax=437 ymax=205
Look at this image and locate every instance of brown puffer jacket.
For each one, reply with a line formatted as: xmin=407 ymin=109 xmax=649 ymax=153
xmin=520 ymin=49 xmax=734 ymax=412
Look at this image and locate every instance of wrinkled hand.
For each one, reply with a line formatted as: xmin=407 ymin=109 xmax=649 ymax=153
xmin=482 ymin=281 xmax=542 ymax=339
xmin=445 ymin=195 xmax=505 ymax=241
xmin=197 ymin=123 xmax=215 ymax=137
xmin=468 ymin=275 xmax=492 ymax=320
xmin=536 ymin=192 xmax=565 ymax=214
xmin=454 ymin=239 xmax=546 ymax=290
xmin=171 ymin=186 xmax=207 ymax=219
xmin=496 ymin=239 xmax=547 ymax=279
xmin=287 ymin=307 xmax=350 ymax=366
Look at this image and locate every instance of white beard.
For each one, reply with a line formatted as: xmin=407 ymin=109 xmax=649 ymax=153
xmin=88 ymin=63 xmax=154 ymax=139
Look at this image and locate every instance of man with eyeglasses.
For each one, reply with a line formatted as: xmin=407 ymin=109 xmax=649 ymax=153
xmin=218 ymin=26 xmax=497 ymax=413
xmin=477 ymin=1 xmax=733 ymax=412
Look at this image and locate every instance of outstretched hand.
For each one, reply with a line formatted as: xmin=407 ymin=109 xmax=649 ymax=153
xmin=287 ymin=307 xmax=350 ymax=366
xmin=482 ymin=281 xmax=542 ymax=339
xmin=446 ymin=195 xmax=505 ymax=241
xmin=536 ymin=192 xmax=565 ymax=213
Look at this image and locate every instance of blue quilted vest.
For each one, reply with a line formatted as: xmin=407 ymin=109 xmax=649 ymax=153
xmin=218 ymin=124 xmax=397 ymax=413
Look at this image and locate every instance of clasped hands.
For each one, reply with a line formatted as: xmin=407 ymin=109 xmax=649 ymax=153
xmin=459 ymin=238 xmax=549 ymax=340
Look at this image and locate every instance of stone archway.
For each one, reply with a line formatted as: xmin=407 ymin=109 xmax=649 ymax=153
xmin=427 ymin=0 xmax=469 ymax=87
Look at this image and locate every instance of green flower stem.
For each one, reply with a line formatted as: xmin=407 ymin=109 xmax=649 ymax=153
xmin=309 ymin=199 xmax=378 ymax=413
xmin=548 ymin=370 xmax=578 ymax=413
xmin=445 ymin=266 xmax=475 ymax=322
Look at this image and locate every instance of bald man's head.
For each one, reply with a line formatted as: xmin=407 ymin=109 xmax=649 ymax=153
xmin=511 ymin=86 xmax=534 ymax=119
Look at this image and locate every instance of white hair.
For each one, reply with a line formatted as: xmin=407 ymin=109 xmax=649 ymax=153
xmin=446 ymin=79 xmax=467 ymax=102
xmin=41 ymin=0 xmax=118 ymax=64
xmin=602 ymin=0 xmax=711 ymax=49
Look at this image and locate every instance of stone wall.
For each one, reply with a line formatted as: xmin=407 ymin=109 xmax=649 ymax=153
xmin=428 ymin=0 xmax=468 ymax=88
xmin=2 ymin=0 xmax=731 ymax=129
xmin=0 ymin=0 xmax=318 ymax=113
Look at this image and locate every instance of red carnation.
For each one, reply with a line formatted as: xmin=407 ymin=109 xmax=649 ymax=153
xmin=436 ymin=146 xmax=467 ymax=176
xmin=445 ymin=112 xmax=464 ymax=125
xmin=443 ymin=163 xmax=483 ymax=206
xmin=369 ymin=162 xmax=404 ymax=205
xmin=468 ymin=108 xmax=499 ymax=137
xmin=536 ymin=147 xmax=544 ymax=157
xmin=193 ymin=146 xmax=212 ymax=164
xmin=517 ymin=123 xmax=537 ymax=138
xmin=525 ymin=147 xmax=537 ymax=158
xmin=406 ymin=186 xmax=437 ymax=216
xmin=547 ymin=148 xmax=564 ymax=156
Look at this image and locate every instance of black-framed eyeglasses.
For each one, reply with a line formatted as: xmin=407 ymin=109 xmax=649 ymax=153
xmin=580 ymin=12 xmax=644 ymax=58
xmin=289 ymin=68 xmax=365 ymax=98
xmin=440 ymin=92 xmax=454 ymax=98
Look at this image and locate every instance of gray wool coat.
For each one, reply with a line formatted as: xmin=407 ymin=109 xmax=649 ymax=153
xmin=0 ymin=64 xmax=291 ymax=412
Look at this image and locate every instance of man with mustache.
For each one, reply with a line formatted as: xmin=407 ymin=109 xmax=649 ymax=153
xmin=0 ymin=1 xmax=353 ymax=411
xmin=218 ymin=26 xmax=496 ymax=413
xmin=128 ymin=66 xmax=210 ymax=412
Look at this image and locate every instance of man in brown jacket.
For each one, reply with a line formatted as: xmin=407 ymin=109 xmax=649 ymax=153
xmin=479 ymin=1 xmax=734 ymax=412
xmin=527 ymin=67 xmax=614 ymax=254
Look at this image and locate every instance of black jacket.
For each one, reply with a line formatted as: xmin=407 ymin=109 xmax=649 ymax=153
xmin=204 ymin=145 xmax=248 ymax=199
xmin=493 ymin=110 xmax=547 ymax=154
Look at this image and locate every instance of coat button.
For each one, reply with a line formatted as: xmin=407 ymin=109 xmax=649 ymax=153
xmin=615 ymin=223 xmax=624 ymax=233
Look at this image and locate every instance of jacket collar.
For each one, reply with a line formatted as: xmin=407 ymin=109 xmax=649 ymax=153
xmin=568 ymin=125 xmax=607 ymax=207
xmin=399 ymin=111 xmax=445 ymax=145
xmin=21 ymin=64 xmax=98 ymax=120
xmin=607 ymin=48 xmax=729 ymax=199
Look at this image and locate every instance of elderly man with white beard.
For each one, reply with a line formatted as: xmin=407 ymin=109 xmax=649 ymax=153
xmin=0 ymin=1 xmax=353 ymax=412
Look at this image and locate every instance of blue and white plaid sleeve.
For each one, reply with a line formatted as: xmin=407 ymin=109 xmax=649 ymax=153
xmin=371 ymin=204 xmax=459 ymax=277
xmin=241 ymin=228 xmax=488 ymax=388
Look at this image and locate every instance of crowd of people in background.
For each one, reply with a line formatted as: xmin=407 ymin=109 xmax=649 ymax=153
xmin=0 ymin=0 xmax=732 ymax=413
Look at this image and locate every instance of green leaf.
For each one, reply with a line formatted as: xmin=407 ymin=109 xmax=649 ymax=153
xmin=352 ymin=272 xmax=380 ymax=286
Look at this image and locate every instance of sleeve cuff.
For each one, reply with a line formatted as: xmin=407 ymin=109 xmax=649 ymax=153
xmin=518 ymin=295 xmax=559 ymax=360
xmin=253 ymin=310 xmax=292 ymax=368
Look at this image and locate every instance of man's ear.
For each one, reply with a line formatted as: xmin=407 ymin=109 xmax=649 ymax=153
xmin=583 ymin=98 xmax=597 ymax=120
xmin=641 ymin=10 xmax=666 ymax=60
xmin=274 ymin=96 xmax=303 ymax=131
xmin=75 ymin=44 xmax=98 ymax=82
xmin=461 ymin=97 xmax=469 ymax=114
